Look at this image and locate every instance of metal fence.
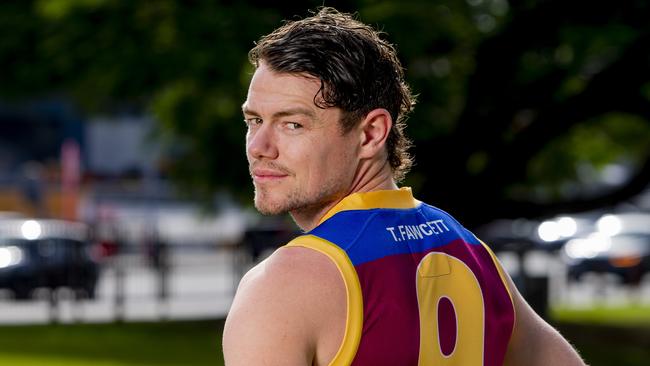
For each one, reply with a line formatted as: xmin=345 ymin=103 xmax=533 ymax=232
xmin=3 ymin=219 xmax=650 ymax=325
xmin=0 ymin=218 xmax=247 ymax=324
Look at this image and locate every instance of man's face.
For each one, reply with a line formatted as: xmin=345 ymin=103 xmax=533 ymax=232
xmin=243 ymin=63 xmax=360 ymax=217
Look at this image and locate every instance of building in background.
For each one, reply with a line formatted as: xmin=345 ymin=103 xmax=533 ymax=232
xmin=0 ymin=100 xmax=247 ymax=249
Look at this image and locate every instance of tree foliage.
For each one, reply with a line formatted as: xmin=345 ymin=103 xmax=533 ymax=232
xmin=1 ymin=0 xmax=649 ymax=226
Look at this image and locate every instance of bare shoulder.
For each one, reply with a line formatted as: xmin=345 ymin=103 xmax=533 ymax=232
xmin=239 ymin=245 xmax=343 ymax=292
xmin=223 ymin=245 xmax=346 ymax=366
xmin=234 ymin=245 xmax=345 ymax=313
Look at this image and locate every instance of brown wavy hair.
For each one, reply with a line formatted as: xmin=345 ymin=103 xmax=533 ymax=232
xmin=248 ymin=7 xmax=416 ymax=182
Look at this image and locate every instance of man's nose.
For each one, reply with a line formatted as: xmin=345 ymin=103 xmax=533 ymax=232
xmin=246 ymin=124 xmax=279 ymax=160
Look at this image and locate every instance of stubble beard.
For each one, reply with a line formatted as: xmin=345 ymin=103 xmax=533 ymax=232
xmin=253 ymin=176 xmax=345 ymax=217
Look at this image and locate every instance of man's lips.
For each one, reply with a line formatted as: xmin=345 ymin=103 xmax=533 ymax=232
xmin=251 ymin=168 xmax=290 ymax=181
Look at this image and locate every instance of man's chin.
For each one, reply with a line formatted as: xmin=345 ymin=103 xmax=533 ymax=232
xmin=254 ymin=200 xmax=289 ymax=215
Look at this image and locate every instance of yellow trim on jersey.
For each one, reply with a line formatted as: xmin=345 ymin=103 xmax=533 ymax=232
xmin=480 ymin=240 xmax=514 ymax=304
xmin=480 ymin=240 xmax=517 ymax=341
xmin=286 ymin=235 xmax=363 ymax=366
xmin=317 ymin=187 xmax=419 ymax=225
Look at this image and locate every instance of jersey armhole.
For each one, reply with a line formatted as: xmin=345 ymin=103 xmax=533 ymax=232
xmin=286 ymin=235 xmax=363 ymax=366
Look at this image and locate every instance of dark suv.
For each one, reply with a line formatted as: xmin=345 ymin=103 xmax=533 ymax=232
xmin=0 ymin=219 xmax=100 ymax=300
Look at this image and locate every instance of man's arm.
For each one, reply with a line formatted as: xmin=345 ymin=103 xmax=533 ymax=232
xmin=503 ymin=271 xmax=587 ymax=366
xmin=222 ymin=246 xmax=345 ymax=366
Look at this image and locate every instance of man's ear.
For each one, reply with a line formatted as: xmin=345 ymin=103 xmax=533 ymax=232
xmin=358 ymin=108 xmax=392 ymax=159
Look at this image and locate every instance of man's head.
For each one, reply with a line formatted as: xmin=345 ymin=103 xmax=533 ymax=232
xmin=248 ymin=7 xmax=415 ymax=182
xmin=243 ymin=8 xmax=415 ymax=224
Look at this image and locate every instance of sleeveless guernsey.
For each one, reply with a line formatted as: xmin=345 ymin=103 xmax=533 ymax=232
xmin=286 ymin=188 xmax=515 ymax=366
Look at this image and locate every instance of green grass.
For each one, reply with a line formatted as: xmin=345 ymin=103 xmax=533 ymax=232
xmin=551 ymin=305 xmax=650 ymax=366
xmin=2 ymin=306 xmax=650 ymax=366
xmin=552 ymin=304 xmax=650 ymax=326
xmin=0 ymin=320 xmax=225 ymax=366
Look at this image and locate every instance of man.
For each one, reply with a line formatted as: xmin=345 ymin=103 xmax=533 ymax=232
xmin=223 ymin=7 xmax=586 ymax=366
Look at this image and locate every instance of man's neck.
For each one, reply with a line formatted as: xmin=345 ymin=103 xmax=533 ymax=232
xmin=291 ymin=161 xmax=397 ymax=231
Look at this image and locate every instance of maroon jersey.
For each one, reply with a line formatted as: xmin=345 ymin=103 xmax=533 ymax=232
xmin=287 ymin=188 xmax=515 ymax=365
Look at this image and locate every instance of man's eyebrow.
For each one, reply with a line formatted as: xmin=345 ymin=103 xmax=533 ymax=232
xmin=242 ymin=105 xmax=315 ymax=119
xmin=242 ymin=104 xmax=258 ymax=116
xmin=272 ymin=107 xmax=316 ymax=119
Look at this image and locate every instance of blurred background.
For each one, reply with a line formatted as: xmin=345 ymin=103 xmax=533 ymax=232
xmin=1 ymin=0 xmax=649 ymax=365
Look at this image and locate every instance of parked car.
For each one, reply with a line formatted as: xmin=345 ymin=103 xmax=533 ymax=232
xmin=0 ymin=219 xmax=100 ymax=300
xmin=563 ymin=213 xmax=650 ymax=285
xmin=475 ymin=213 xmax=599 ymax=253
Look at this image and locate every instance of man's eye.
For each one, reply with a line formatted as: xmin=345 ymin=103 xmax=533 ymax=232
xmin=286 ymin=122 xmax=302 ymax=130
xmin=245 ymin=118 xmax=262 ymax=126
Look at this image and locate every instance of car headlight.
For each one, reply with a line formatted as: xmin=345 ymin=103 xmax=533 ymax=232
xmin=597 ymin=215 xmax=622 ymax=236
xmin=0 ymin=246 xmax=24 ymax=268
xmin=537 ymin=216 xmax=577 ymax=242
xmin=21 ymin=220 xmax=42 ymax=240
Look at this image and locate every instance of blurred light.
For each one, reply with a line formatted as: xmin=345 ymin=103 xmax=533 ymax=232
xmin=609 ymin=256 xmax=641 ymax=268
xmin=590 ymin=233 xmax=612 ymax=252
xmin=557 ymin=217 xmax=577 ymax=237
xmin=565 ymin=239 xmax=593 ymax=259
xmin=538 ymin=216 xmax=581 ymax=242
xmin=564 ymin=233 xmax=611 ymax=259
xmin=476 ymin=14 xmax=496 ymax=32
xmin=597 ymin=215 xmax=622 ymax=236
xmin=431 ymin=58 xmax=451 ymax=78
xmin=0 ymin=246 xmax=24 ymax=268
xmin=554 ymin=44 xmax=574 ymax=65
xmin=490 ymin=0 xmax=509 ymax=16
xmin=601 ymin=164 xmax=628 ymax=186
xmin=21 ymin=220 xmax=42 ymax=240
xmin=538 ymin=221 xmax=560 ymax=242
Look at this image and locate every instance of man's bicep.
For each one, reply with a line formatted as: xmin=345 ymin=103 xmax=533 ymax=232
xmin=222 ymin=264 xmax=313 ymax=366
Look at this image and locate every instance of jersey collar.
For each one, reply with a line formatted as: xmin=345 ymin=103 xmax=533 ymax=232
xmin=317 ymin=187 xmax=420 ymax=225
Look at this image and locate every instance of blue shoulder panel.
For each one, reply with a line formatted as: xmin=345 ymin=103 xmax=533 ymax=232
xmin=308 ymin=203 xmax=480 ymax=266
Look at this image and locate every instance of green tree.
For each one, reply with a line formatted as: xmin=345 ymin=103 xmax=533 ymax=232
xmin=399 ymin=0 xmax=650 ymax=225
xmin=1 ymin=0 xmax=649 ymax=226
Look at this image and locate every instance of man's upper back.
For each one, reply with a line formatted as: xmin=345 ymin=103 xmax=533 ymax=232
xmin=283 ymin=188 xmax=515 ymax=365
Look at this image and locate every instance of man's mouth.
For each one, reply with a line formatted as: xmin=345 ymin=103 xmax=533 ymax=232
xmin=251 ymin=168 xmax=290 ymax=182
